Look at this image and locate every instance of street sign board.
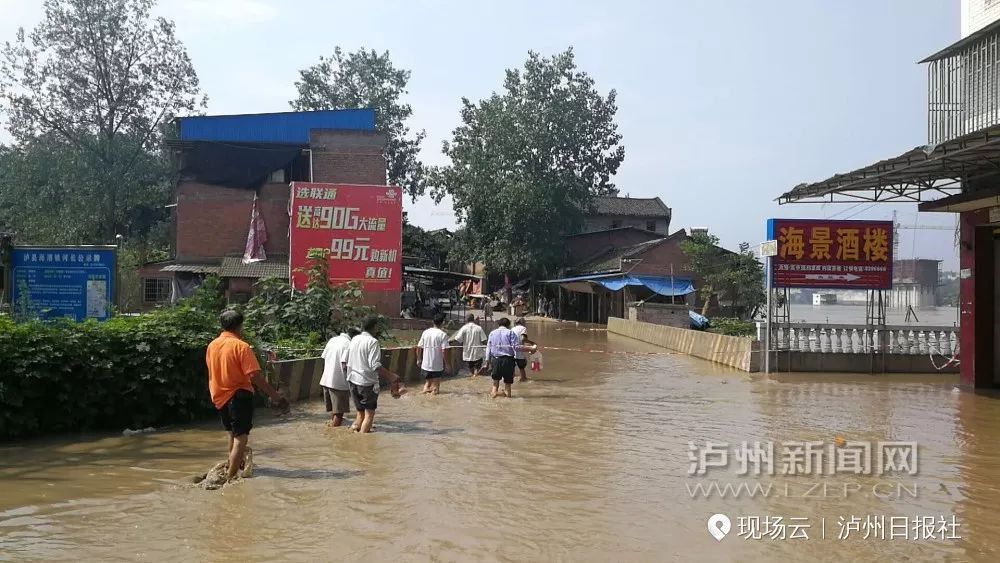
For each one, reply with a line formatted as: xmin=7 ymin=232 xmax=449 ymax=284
xmin=288 ymin=182 xmax=402 ymax=291
xmin=766 ymin=219 xmax=893 ymax=289
xmin=759 ymin=240 xmax=778 ymax=257
xmin=10 ymin=246 xmax=116 ymax=320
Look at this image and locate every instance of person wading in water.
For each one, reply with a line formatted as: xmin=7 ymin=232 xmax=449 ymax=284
xmin=206 ymin=310 xmax=288 ymax=481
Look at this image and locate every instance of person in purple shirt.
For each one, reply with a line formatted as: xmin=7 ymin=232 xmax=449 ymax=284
xmin=484 ymin=317 xmax=533 ymax=398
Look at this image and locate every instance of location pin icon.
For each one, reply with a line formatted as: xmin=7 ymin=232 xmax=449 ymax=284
xmin=707 ymin=514 xmax=731 ymax=541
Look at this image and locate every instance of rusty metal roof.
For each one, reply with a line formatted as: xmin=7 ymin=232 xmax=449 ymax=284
xmin=219 ymin=256 xmax=289 ymax=278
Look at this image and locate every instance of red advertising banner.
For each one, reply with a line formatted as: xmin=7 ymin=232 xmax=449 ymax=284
xmin=766 ymin=219 xmax=893 ymax=289
xmin=289 ymin=182 xmax=402 ymax=291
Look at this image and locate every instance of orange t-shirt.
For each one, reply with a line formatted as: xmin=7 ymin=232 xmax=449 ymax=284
xmin=205 ymin=332 xmax=261 ymax=409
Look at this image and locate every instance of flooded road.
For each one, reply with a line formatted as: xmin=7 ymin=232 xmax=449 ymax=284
xmin=1 ymin=322 xmax=997 ymax=562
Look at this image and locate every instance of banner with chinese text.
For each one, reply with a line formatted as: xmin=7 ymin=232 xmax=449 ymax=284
xmin=10 ymin=246 xmax=117 ymax=321
xmin=766 ymin=219 xmax=893 ymax=289
xmin=289 ymin=182 xmax=402 ymax=291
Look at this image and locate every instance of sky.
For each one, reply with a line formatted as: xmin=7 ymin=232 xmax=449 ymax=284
xmin=0 ymin=0 xmax=963 ymax=268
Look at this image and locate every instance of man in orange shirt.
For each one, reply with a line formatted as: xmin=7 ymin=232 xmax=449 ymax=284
xmin=206 ymin=310 xmax=288 ymax=482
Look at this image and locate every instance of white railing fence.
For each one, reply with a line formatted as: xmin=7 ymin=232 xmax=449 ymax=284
xmin=760 ymin=323 xmax=959 ymax=355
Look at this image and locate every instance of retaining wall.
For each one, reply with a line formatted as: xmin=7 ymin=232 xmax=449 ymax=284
xmin=269 ymin=346 xmax=464 ymax=403
xmin=768 ymin=351 xmax=959 ymax=374
xmin=607 ymin=317 xmax=757 ymax=372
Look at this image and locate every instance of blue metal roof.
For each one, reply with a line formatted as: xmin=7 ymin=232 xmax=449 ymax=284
xmin=177 ymin=109 xmax=376 ymax=144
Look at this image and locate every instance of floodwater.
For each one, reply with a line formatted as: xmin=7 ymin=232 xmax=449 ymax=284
xmin=789 ymin=304 xmax=960 ymax=326
xmin=1 ymin=322 xmax=997 ymax=562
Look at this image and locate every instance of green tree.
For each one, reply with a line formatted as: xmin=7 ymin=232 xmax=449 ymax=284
xmin=681 ymin=233 xmax=765 ymax=319
xmin=291 ymin=47 xmax=425 ymax=199
xmin=0 ymin=0 xmax=204 ymax=242
xmin=402 ymin=219 xmax=452 ymax=269
xmin=435 ymin=48 xmax=625 ymax=276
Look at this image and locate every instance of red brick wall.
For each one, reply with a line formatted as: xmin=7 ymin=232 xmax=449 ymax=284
xmin=176 ymin=130 xmax=388 ymax=263
xmin=175 ymin=181 xmax=291 ymax=262
xmin=172 ymin=129 xmax=398 ymax=315
xmin=309 ymin=130 xmax=387 ymax=185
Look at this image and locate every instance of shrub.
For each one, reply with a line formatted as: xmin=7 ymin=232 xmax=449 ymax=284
xmin=707 ymin=317 xmax=756 ymax=338
xmin=0 ymin=305 xmax=219 ymax=440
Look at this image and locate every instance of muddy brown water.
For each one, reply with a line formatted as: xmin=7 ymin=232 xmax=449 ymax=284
xmin=1 ymin=322 xmax=997 ymax=562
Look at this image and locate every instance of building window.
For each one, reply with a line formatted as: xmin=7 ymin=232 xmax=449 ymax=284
xmin=611 ymin=220 xmax=622 ymax=229
xmin=144 ymin=278 xmax=171 ymax=303
xmin=646 ymin=221 xmax=656 ymax=232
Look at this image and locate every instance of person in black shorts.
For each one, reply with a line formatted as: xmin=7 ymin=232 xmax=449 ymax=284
xmin=485 ymin=317 xmax=521 ymax=398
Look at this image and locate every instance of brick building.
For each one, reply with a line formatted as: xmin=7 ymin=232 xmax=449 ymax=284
xmin=582 ymin=195 xmax=672 ymax=234
xmin=141 ymin=109 xmax=396 ymax=313
xmin=544 ymin=226 xmax=732 ymax=323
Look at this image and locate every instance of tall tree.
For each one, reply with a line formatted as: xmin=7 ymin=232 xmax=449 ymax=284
xmin=435 ymin=48 xmax=625 ymax=276
xmin=681 ymin=233 xmax=765 ymax=319
xmin=291 ymin=47 xmax=426 ymax=199
xmin=0 ymin=0 xmax=203 ymax=242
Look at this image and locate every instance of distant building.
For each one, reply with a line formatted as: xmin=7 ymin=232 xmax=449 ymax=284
xmin=140 ymin=109 xmax=394 ymax=313
xmin=889 ymin=258 xmax=941 ymax=309
xmin=582 ymin=195 xmax=671 ymax=234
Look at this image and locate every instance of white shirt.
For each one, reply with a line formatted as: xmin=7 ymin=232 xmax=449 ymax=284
xmin=452 ymin=322 xmax=486 ymax=362
xmin=512 ymin=325 xmax=528 ymax=359
xmin=418 ymin=326 xmax=449 ymax=372
xmin=319 ymin=333 xmax=351 ymax=390
xmin=346 ymin=331 xmax=382 ymax=387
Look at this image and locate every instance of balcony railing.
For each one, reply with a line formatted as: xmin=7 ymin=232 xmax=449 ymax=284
xmin=763 ymin=323 xmax=959 ymax=356
xmin=927 ymin=28 xmax=1000 ymax=144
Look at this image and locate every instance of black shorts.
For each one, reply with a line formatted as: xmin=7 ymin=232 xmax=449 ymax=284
xmin=219 ymin=389 xmax=254 ymax=437
xmin=422 ymin=369 xmax=444 ymax=380
xmin=515 ymin=358 xmax=527 ymax=370
xmin=491 ymin=356 xmax=516 ymax=385
xmin=349 ymin=382 xmax=379 ymax=411
xmin=467 ymin=359 xmax=484 ymax=371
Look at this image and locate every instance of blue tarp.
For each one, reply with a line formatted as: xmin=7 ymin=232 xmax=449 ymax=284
xmin=689 ymin=310 xmax=710 ymax=330
xmin=541 ymin=273 xmax=695 ymax=297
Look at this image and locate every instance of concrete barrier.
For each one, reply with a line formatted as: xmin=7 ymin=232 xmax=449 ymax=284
xmin=768 ymin=351 xmax=959 ymax=374
xmin=607 ymin=317 xmax=756 ymax=372
xmin=269 ymin=345 xmax=464 ymax=403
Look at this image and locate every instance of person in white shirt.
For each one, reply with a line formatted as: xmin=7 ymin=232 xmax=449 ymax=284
xmin=511 ymin=317 xmax=535 ymax=382
xmin=416 ymin=313 xmax=451 ymax=394
xmin=451 ymin=313 xmax=487 ymax=377
xmin=319 ymin=327 xmax=359 ymax=427
xmin=346 ymin=316 xmax=405 ymax=433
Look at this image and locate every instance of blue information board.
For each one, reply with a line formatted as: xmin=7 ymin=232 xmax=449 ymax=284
xmin=10 ymin=246 xmax=117 ymax=321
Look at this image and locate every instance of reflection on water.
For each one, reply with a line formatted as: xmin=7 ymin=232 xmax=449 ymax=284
xmin=0 ymin=322 xmax=996 ymax=562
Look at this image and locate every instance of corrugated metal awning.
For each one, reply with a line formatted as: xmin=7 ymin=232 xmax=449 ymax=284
xmin=161 ymin=263 xmax=220 ymax=274
xmin=219 ymin=256 xmax=289 ymax=278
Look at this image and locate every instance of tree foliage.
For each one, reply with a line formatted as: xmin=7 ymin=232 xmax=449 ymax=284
xmin=681 ymin=233 xmax=765 ymax=319
xmin=402 ymin=219 xmax=452 ymax=269
xmin=291 ymin=47 xmax=425 ymax=199
xmin=435 ymin=48 xmax=625 ymax=276
xmin=242 ymin=249 xmax=376 ymax=352
xmin=0 ymin=0 xmax=203 ymax=242
xmin=0 ymin=133 xmax=172 ymax=244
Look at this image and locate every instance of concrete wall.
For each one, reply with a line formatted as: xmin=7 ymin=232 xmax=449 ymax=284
xmin=627 ymin=303 xmax=689 ymax=329
xmin=769 ymin=351 xmax=959 ymax=374
xmin=269 ymin=345 xmax=464 ymax=403
xmin=607 ymin=317 xmax=756 ymax=371
xmin=963 ymin=0 xmax=1000 ymax=37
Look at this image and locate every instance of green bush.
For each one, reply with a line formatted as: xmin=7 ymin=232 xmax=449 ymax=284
xmin=0 ymin=306 xmax=219 ymax=440
xmin=707 ymin=317 xmax=756 ymax=338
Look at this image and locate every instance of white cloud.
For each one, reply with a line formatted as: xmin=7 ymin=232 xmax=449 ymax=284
xmin=164 ymin=0 xmax=278 ymax=26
